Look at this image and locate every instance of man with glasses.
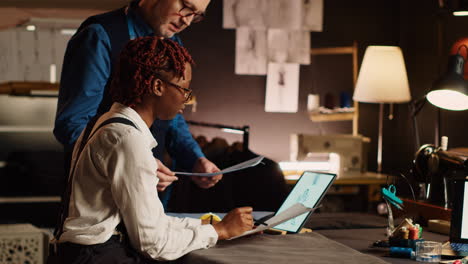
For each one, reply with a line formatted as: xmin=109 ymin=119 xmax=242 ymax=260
xmin=54 ymin=0 xmax=221 ymax=207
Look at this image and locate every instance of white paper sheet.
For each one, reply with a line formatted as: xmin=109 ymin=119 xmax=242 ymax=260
xmin=223 ymin=0 xmax=268 ymax=29
xmin=174 ymin=156 xmax=264 ymax=177
xmin=229 ymin=203 xmax=316 ymax=239
xmin=266 ymin=0 xmax=302 ymax=30
xmin=235 ymin=28 xmax=268 ymax=75
xmin=302 ymin=0 xmax=324 ymax=32
xmin=265 ymin=63 xmax=300 ymax=112
xmin=267 ymin=29 xmax=310 ymax=65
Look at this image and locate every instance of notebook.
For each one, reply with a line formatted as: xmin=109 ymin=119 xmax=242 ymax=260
xmin=259 ymin=171 xmax=336 ymax=233
xmin=443 ymin=178 xmax=468 ymax=257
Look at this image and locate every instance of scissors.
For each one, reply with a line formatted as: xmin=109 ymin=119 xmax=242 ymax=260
xmin=382 ymin=185 xmax=404 ymax=210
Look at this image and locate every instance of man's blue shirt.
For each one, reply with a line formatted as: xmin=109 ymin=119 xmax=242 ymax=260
xmin=53 ymin=3 xmax=204 ymax=170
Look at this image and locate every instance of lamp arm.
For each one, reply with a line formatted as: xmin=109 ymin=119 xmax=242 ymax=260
xmin=410 ymin=96 xmax=427 ymax=117
xmin=409 ymin=96 xmax=427 ymax=152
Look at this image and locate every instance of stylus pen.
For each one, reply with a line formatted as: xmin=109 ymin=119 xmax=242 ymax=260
xmin=254 ymin=219 xmax=268 ymax=226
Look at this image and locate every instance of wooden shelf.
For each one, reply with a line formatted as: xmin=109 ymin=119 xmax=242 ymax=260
xmin=0 ymin=81 xmax=59 ymax=95
xmin=310 ymin=46 xmax=355 ymax=55
xmin=309 ymin=112 xmax=354 ymax=122
xmin=310 ymin=41 xmax=359 ymax=135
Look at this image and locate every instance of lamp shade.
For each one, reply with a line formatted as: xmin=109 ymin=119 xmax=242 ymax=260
xmin=353 ymin=46 xmax=411 ymax=103
xmin=427 ymin=54 xmax=468 ymax=111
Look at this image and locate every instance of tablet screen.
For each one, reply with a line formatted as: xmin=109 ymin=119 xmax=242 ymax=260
xmin=273 ymin=171 xmax=335 ymax=233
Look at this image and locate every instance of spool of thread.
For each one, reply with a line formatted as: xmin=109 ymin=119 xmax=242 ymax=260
xmin=401 ymin=227 xmax=409 ymax=239
xmin=409 ymin=227 xmax=419 ymax=240
xmin=441 ymin=136 xmax=448 ymax=151
xmin=416 ymin=225 xmax=423 ymax=239
xmin=324 ymin=93 xmax=335 ymax=109
xmin=307 ymin=94 xmax=320 ymax=112
xmin=339 ymin=91 xmax=352 ymax=108
xmin=390 ymin=247 xmax=414 ymax=258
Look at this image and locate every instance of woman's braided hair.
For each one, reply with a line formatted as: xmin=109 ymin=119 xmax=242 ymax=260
xmin=110 ymin=36 xmax=195 ymax=107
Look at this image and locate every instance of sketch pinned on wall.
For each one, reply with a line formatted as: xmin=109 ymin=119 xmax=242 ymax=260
xmin=265 ymin=63 xmax=300 ymax=113
xmin=236 ymin=27 xmax=268 ymax=75
xmin=266 ymin=0 xmax=302 ymax=29
xmin=53 ymin=29 xmax=71 ymax=83
xmin=0 ymin=27 xmax=73 ymax=82
xmin=302 ymin=0 xmax=324 ymax=31
xmin=0 ymin=30 xmax=18 ymax=82
xmin=268 ymin=29 xmax=310 ymax=65
xmin=223 ymin=0 xmax=268 ymax=29
xmin=16 ymin=30 xmax=46 ymax=81
xmin=37 ymin=29 xmax=54 ymax=80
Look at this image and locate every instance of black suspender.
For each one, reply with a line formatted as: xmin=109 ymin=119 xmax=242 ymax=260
xmin=53 ymin=117 xmax=138 ymax=240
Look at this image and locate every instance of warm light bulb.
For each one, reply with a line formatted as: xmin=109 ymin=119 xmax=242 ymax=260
xmin=453 ymin=11 xmax=468 ymax=16
xmin=427 ymin=89 xmax=468 ymax=110
xmin=26 ymin=25 xmax=36 ymax=31
xmin=60 ymin=29 xmax=77 ymax=35
xmin=221 ymin=128 xmax=244 ymax=134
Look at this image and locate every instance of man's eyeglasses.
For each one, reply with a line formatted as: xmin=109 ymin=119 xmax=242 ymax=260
xmin=159 ymin=78 xmax=193 ymax=104
xmin=177 ymin=1 xmax=205 ymax=23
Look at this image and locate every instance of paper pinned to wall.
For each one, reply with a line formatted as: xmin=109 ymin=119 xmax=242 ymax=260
xmin=235 ymin=28 xmax=268 ymax=75
xmin=0 ymin=29 xmax=17 ymax=82
xmin=265 ymin=63 xmax=300 ymax=113
xmin=302 ymin=0 xmax=324 ymax=32
xmin=223 ymin=0 xmax=268 ymax=29
xmin=0 ymin=27 xmax=72 ymax=82
xmin=223 ymin=0 xmax=322 ymax=31
xmin=267 ymin=29 xmax=311 ymax=65
xmin=266 ymin=0 xmax=302 ymax=30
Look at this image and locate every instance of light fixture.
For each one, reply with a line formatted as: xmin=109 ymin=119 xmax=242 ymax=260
xmin=411 ymin=44 xmax=468 ymax=150
xmin=427 ymin=50 xmax=468 ymax=111
xmin=25 ymin=25 xmax=36 ymax=31
xmin=60 ymin=29 xmax=77 ymax=36
xmin=453 ymin=0 xmax=468 ymax=16
xmin=353 ymin=46 xmax=411 ymax=173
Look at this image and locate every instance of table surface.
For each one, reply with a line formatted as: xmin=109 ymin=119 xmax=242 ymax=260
xmin=182 ymin=227 xmax=450 ymax=264
xmin=182 ymin=231 xmax=389 ymax=264
xmin=180 ymin=213 xmax=451 ymax=264
xmin=317 ymin=228 xmax=449 ymax=264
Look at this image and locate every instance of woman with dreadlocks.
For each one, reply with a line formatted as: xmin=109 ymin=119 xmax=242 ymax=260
xmin=52 ymin=36 xmax=254 ymax=263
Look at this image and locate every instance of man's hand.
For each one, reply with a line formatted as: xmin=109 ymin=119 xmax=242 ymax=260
xmin=191 ymin=157 xmax=222 ymax=189
xmin=212 ymin=207 xmax=254 ymax=240
xmin=155 ymin=158 xmax=178 ymax=192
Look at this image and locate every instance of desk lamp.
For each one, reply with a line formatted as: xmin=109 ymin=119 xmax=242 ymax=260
xmin=353 ymin=46 xmax=411 ymax=173
xmin=412 ymin=45 xmax=468 ymax=205
xmin=411 ymin=45 xmax=468 ymax=150
xmin=427 ymin=49 xmax=468 ymax=111
xmin=453 ymin=0 xmax=468 ymax=16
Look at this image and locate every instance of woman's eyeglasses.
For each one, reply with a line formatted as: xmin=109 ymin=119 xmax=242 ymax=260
xmin=132 ymin=61 xmax=193 ymax=103
xmin=159 ymin=78 xmax=193 ymax=104
xmin=177 ymin=1 xmax=205 ymax=23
